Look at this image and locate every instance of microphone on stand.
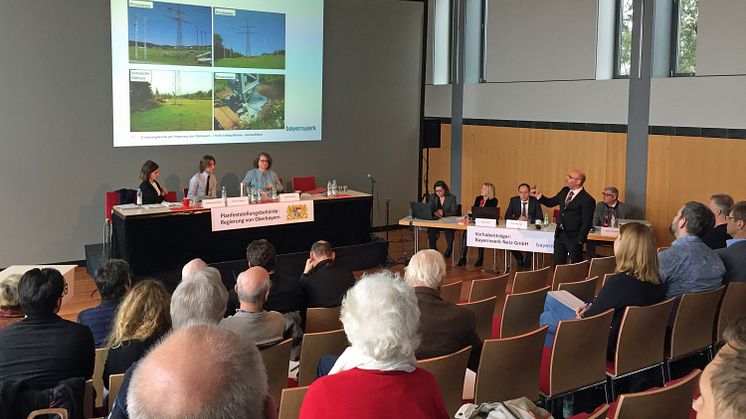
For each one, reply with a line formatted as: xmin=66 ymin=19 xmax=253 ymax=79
xmin=367 ymin=173 xmax=377 ymax=183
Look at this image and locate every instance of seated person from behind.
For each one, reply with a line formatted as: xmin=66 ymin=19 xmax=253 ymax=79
xmin=659 ymin=201 xmax=725 ymax=299
xmin=137 ymin=160 xmax=168 ymax=204
xmin=300 ymin=240 xmax=355 ymax=308
xmin=186 ymin=154 xmax=217 ymax=200
xmin=0 ymin=268 xmax=94 ymax=388
xmin=77 ymin=259 xmax=130 ymax=347
xmin=702 ymin=193 xmax=734 ymax=250
xmin=427 ymin=180 xmax=459 ymax=258
xmin=592 ymin=186 xmax=630 ymax=227
xmin=243 ymin=151 xmax=284 ymax=191
xmin=576 ymin=222 xmax=667 ymax=359
xmin=103 ymin=279 xmax=171 ymax=389
xmin=458 ymin=182 xmax=498 ymax=267
xmin=0 ymin=274 xmax=24 ymax=330
xmin=716 ymin=201 xmax=746 ymax=284
xmin=404 ymin=249 xmax=482 ymax=371
xmin=505 ymin=183 xmax=544 ymax=268
xmin=220 ymin=267 xmax=289 ymax=348
xmin=300 ymin=271 xmax=449 ymax=419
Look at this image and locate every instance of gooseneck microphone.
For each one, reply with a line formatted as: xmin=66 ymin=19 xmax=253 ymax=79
xmin=367 ymin=173 xmax=377 ymax=183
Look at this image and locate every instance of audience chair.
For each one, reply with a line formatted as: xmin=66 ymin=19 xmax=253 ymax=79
xmin=107 ymin=373 xmax=125 ymax=414
xmin=601 ymin=273 xmax=613 ymax=290
xmin=511 ymin=266 xmax=551 ymax=294
xmin=278 ymin=385 xmax=310 ymax=419
xmin=715 ymin=282 xmax=746 ymax=345
xmin=260 ymin=338 xmax=293 ymax=408
xmin=458 ymin=297 xmax=497 ymax=340
xmin=474 ymin=326 xmax=548 ymax=403
xmin=439 ymin=281 xmax=462 ymax=304
xmin=612 ymin=369 xmax=700 ymax=419
xmin=92 ymin=348 xmax=108 ymax=409
xmin=83 ymin=379 xmax=94 ymax=419
xmin=587 ymin=256 xmax=615 ymax=296
xmin=656 ymin=246 xmax=669 ymax=253
xmin=27 ymin=409 xmax=68 ymax=419
xmin=550 ymin=260 xmax=590 ymax=291
xmin=164 ymin=191 xmax=176 ymax=202
xmin=297 ymin=329 xmax=348 ymax=386
xmin=558 ymin=276 xmax=599 ymax=302
xmin=292 ymin=176 xmax=316 ymax=193
xmin=586 ymin=404 xmax=610 ymax=419
xmin=540 ymin=309 xmax=614 ymax=411
xmin=500 ymin=286 xmax=549 ymax=339
xmin=103 ymin=192 xmax=120 ymax=258
xmin=606 ymin=299 xmax=676 ymax=399
xmin=305 ymin=306 xmax=342 ymax=333
xmin=467 ymin=273 xmax=510 ymax=315
xmin=665 ymin=287 xmax=725 ymax=381
xmin=417 ymin=346 xmax=472 ymax=417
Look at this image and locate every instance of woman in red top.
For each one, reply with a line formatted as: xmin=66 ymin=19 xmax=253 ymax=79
xmin=299 ymin=271 xmax=449 ymax=419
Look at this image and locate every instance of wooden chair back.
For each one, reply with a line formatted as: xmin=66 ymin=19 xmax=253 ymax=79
xmin=558 ymin=276 xmax=599 ymax=302
xmin=613 ymin=369 xmax=700 ymax=419
xmin=668 ymin=287 xmax=725 ymax=360
xmin=93 ymin=347 xmax=108 ymax=409
xmin=278 ymin=386 xmax=310 ymax=419
xmin=83 ymin=379 xmax=93 ymax=419
xmin=551 ymin=260 xmax=590 ymax=290
xmin=474 ymin=326 xmax=548 ymax=403
xmin=417 ymin=346 xmax=472 ymax=417
xmin=715 ymin=282 xmax=746 ymax=344
xmin=305 ymin=306 xmax=342 ymax=333
xmin=468 ymin=273 xmax=510 ymax=315
xmin=587 ymin=404 xmax=609 ymax=419
xmin=458 ymin=297 xmax=497 ymax=340
xmin=656 ymin=246 xmax=669 ymax=253
xmin=512 ymin=266 xmax=551 ymax=294
xmin=108 ymin=373 xmax=125 ymax=413
xmin=297 ymin=329 xmax=348 ymax=386
xmin=500 ymin=286 xmax=549 ymax=339
xmin=587 ymin=256 xmax=616 ymax=295
xmin=439 ymin=281 xmax=462 ymax=304
xmin=260 ymin=338 xmax=293 ymax=407
xmin=612 ymin=299 xmax=676 ymax=377
xmin=26 ymin=409 xmax=68 ymax=419
xmin=546 ymin=309 xmax=614 ymax=397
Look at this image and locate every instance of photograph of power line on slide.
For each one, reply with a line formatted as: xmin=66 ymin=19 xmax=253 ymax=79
xmin=126 ymin=0 xmax=287 ymax=132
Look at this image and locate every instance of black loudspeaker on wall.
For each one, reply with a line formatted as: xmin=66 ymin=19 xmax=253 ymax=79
xmin=423 ymin=119 xmax=441 ymax=149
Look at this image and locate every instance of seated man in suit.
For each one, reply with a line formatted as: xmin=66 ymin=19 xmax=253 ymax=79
xmin=404 ymin=249 xmax=482 ymax=371
xmin=592 ymin=186 xmax=631 ymax=227
xmin=300 ymin=240 xmax=356 ymax=308
xmin=531 ymin=169 xmax=596 ymax=264
xmin=703 ymin=193 xmax=735 ymax=250
xmin=0 ymin=268 xmax=94 ymax=388
xmin=505 ymin=183 xmax=544 ymax=268
xmin=716 ymin=201 xmax=746 ymax=283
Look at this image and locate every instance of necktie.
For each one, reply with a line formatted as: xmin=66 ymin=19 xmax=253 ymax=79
xmin=521 ymin=202 xmax=527 ymax=217
xmin=206 ymin=174 xmax=210 ymax=195
xmin=565 ymin=191 xmax=574 ymax=205
xmin=607 ymin=206 xmax=614 ymax=226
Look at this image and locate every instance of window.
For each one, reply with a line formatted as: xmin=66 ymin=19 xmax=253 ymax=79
xmin=614 ymin=0 xmax=634 ymax=78
xmin=672 ymin=0 xmax=699 ymax=75
xmin=431 ymin=0 xmax=452 ymax=84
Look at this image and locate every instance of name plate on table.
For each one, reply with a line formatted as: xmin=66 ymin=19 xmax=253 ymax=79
xmin=467 ymin=225 xmax=554 ymax=253
xmin=201 ymin=198 xmax=225 ymax=208
xmin=227 ymin=197 xmax=249 ymax=207
xmin=506 ymin=219 xmax=528 ymax=229
xmin=211 ymin=201 xmax=315 ymax=232
xmin=599 ymin=227 xmax=620 ymax=237
xmin=475 ymin=218 xmax=497 ymax=228
xmin=279 ymin=192 xmax=300 ymax=202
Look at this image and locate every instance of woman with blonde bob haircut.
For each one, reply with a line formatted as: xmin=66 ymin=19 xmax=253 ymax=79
xmin=577 ymin=222 xmax=667 ymax=359
xmin=103 ymin=279 xmax=171 ymax=388
xmin=300 ymin=271 xmax=448 ymax=419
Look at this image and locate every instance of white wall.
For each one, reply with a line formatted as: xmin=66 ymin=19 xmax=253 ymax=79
xmin=650 ymin=76 xmax=746 ymax=129
xmin=696 ymin=0 xmax=746 ymax=76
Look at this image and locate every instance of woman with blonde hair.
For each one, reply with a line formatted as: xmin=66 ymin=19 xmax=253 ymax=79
xmin=458 ymin=182 xmax=498 ymax=266
xmin=103 ymin=279 xmax=171 ymax=388
xmin=577 ymin=222 xmax=667 ymax=358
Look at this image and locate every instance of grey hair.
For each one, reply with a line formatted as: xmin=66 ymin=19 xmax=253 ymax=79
xmin=711 ymin=194 xmax=735 ymax=217
xmin=171 ymin=267 xmax=228 ymax=329
xmin=680 ymin=201 xmax=715 ymax=237
xmin=604 ymin=186 xmax=619 ymax=197
xmin=404 ymin=249 xmax=446 ymax=289
xmin=236 ymin=275 xmax=270 ymax=304
xmin=127 ymin=324 xmax=268 ymax=419
xmin=341 ymin=271 xmax=420 ymax=361
xmin=0 ymin=274 xmax=21 ymax=308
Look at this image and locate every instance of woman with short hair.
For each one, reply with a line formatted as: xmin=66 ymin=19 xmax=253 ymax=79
xmin=243 ymin=152 xmax=283 ymax=191
xmin=300 ymin=271 xmax=448 ymax=419
xmin=0 ymin=274 xmax=24 ymax=330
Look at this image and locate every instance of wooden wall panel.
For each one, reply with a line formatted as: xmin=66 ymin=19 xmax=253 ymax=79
xmin=646 ymin=135 xmax=746 ymax=246
xmin=421 ymin=125 xmax=451 ymax=197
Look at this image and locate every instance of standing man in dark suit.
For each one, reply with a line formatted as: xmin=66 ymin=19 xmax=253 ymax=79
xmin=531 ymin=169 xmax=596 ymax=264
xmin=716 ymin=201 xmax=746 ymax=283
xmin=427 ymin=180 xmax=459 ymax=258
xmin=300 ymin=240 xmax=356 ymax=308
xmin=505 ymin=183 xmax=544 ymax=268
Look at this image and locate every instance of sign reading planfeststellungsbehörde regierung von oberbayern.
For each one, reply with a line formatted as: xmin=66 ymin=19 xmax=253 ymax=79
xmin=210 ymin=201 xmax=314 ymax=232
xmin=466 ymin=225 xmax=555 ymax=253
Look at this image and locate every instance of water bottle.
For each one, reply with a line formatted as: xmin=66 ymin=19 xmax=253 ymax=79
xmin=543 ymin=211 xmax=549 ymax=226
xmin=611 ymin=213 xmax=617 ymax=228
xmin=249 ymin=187 xmax=256 ymax=204
xmin=327 ymin=180 xmax=332 ymax=197
xmin=239 ymin=182 xmax=245 ymax=197
xmin=271 ymin=185 xmax=277 ymax=200
xmin=331 ymin=179 xmax=338 ymax=197
xmin=221 ymin=186 xmax=227 ymax=206
xmin=136 ymin=188 xmax=143 ymax=206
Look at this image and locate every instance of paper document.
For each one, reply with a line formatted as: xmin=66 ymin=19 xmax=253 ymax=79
xmin=117 ymin=204 xmax=138 ymax=209
xmin=548 ymin=290 xmax=586 ymax=310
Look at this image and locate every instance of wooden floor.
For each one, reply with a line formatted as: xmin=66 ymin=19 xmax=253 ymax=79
xmin=58 ymin=227 xmax=552 ymax=321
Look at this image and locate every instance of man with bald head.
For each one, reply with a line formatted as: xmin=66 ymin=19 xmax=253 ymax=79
xmin=220 ymin=266 xmax=287 ymax=347
xmin=300 ymin=240 xmax=355 ymax=308
xmin=531 ymin=169 xmax=596 ymax=264
xmin=181 ymin=257 xmax=207 ymax=281
xmin=127 ymin=324 xmax=273 ymax=419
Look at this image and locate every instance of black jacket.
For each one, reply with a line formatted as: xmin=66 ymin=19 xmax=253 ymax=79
xmin=538 ymin=187 xmax=595 ymax=243
xmin=300 ymin=259 xmax=355 ymax=308
xmin=137 ymin=180 xmax=164 ymax=204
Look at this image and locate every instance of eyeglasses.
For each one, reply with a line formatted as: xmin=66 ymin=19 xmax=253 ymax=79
xmin=601 ymin=192 xmax=616 ymax=197
xmin=259 ymin=159 xmax=269 ymax=163
xmin=63 ymin=281 xmax=69 ymax=297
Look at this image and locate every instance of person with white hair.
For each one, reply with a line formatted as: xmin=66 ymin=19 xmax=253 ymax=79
xmin=405 ymin=249 xmax=482 ymax=371
xmin=300 ymin=271 xmax=448 ymax=419
xmin=170 ymin=267 xmax=228 ymax=329
xmin=126 ymin=324 xmax=274 ymax=419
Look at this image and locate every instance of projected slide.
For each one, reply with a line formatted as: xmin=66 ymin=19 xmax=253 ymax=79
xmin=111 ymin=0 xmax=323 ymax=147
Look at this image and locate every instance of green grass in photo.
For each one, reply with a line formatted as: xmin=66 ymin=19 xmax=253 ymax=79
xmin=129 ymin=46 xmax=211 ymax=66
xmin=214 ymin=55 xmax=285 ymax=69
xmin=131 ymin=99 xmax=212 ymax=132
